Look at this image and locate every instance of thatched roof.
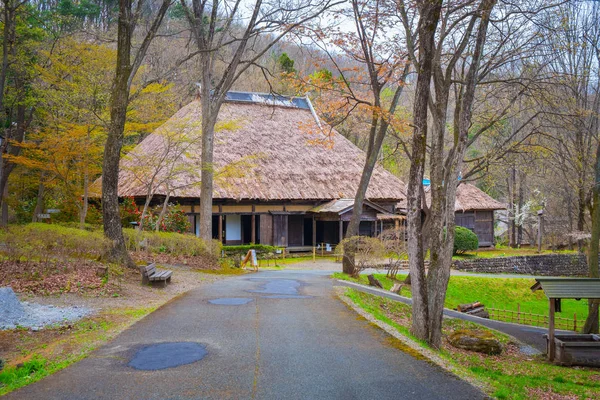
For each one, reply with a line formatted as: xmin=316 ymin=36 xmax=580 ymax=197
xmin=396 ymin=183 xmax=505 ymax=212
xmin=453 ymin=183 xmax=506 ymax=211
xmin=97 ymin=98 xmax=406 ymax=202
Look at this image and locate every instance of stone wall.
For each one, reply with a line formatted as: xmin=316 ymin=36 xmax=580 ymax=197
xmin=452 ymin=253 xmax=588 ymax=276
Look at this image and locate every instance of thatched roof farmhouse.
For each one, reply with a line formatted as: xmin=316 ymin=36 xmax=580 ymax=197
xmin=106 ymin=92 xmax=406 ymax=248
xmin=100 ymin=91 xmax=504 ymax=248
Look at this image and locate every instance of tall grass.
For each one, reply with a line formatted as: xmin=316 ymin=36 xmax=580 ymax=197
xmin=122 ymin=229 xmax=221 ymax=259
xmin=0 ymin=223 xmax=109 ymax=263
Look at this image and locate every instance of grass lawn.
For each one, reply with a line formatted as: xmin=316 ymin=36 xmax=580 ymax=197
xmin=343 ymin=288 xmax=600 ymax=400
xmin=332 ymin=273 xmax=589 ymax=328
xmin=0 ymin=307 xmax=154 ymax=396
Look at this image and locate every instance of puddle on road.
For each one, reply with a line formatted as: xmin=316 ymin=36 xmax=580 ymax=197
xmin=248 ymin=279 xmax=311 ymax=299
xmin=209 ymin=297 xmax=253 ymax=305
xmin=128 ymin=342 xmax=207 ymax=371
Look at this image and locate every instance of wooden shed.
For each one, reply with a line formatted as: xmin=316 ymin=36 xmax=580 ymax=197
xmin=396 ymin=182 xmax=505 ymax=247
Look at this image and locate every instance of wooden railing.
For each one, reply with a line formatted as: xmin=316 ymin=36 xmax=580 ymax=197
xmin=487 ymin=306 xmax=577 ymax=331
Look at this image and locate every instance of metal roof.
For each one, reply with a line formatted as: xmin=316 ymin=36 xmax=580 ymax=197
xmin=531 ymin=278 xmax=600 ymax=299
xmin=224 ymin=91 xmax=311 ymax=110
xmin=310 ymin=199 xmax=355 ymax=214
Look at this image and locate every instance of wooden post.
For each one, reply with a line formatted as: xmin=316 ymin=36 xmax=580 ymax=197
xmin=312 ymin=217 xmax=316 ymax=247
xmin=574 ymin=312 xmax=577 ymax=332
xmin=549 ymin=297 xmax=556 ymax=361
xmin=218 ymin=214 xmax=223 ymax=243
xmin=517 ymin=303 xmax=520 ymax=324
xmin=537 ymin=209 xmax=544 ymax=253
xmin=339 ymin=220 xmax=343 ymax=243
xmin=313 ymin=246 xmax=316 ymax=263
xmin=251 ymin=214 xmax=256 ymax=244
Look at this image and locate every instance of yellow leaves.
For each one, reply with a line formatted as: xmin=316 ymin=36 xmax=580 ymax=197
xmin=139 ymin=82 xmax=173 ymax=95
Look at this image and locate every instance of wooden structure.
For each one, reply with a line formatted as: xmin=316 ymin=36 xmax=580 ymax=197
xmin=531 ymin=277 xmax=600 ymax=363
xmin=96 ymin=91 xmax=406 ymax=249
xmin=140 ymin=263 xmax=172 ymax=288
xmin=241 ymin=249 xmax=259 ymax=271
xmin=396 ymin=182 xmax=505 ymax=247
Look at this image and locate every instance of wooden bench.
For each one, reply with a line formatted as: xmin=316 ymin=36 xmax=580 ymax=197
xmin=140 ymin=263 xmax=172 ymax=288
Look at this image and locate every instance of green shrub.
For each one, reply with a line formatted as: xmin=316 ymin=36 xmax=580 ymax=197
xmin=123 ymin=229 xmax=221 ymax=259
xmin=222 ymin=245 xmax=283 ymax=263
xmin=0 ymin=223 xmax=109 ymax=262
xmin=453 ymin=226 xmax=479 ymax=255
xmin=222 ymin=244 xmax=281 ymax=255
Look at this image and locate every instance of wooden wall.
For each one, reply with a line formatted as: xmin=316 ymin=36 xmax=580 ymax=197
xmin=455 ymin=210 xmax=494 ymax=247
xmin=260 ymin=214 xmax=273 ymax=245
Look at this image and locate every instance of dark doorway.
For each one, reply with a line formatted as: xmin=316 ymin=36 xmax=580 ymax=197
xmin=241 ymin=215 xmax=252 ymax=244
xmin=303 ymin=218 xmax=313 ymax=246
xmin=288 ymin=215 xmax=304 ymax=247
xmin=212 ymin=215 xmax=220 ymax=240
xmin=316 ymin=221 xmax=339 ymax=244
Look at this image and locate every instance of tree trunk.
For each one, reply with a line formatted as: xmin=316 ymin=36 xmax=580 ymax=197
xmin=577 ymin=183 xmax=586 ymax=252
xmin=155 ymin=192 xmax=170 ymax=232
xmin=517 ymin=171 xmax=525 ymax=247
xmin=198 ymin=104 xmax=218 ymax=241
xmin=0 ymin=1 xmax=14 ymax=114
xmin=422 ymin=0 xmax=496 ymax=348
xmin=32 ymin=179 xmax=45 ymax=223
xmin=101 ymin=0 xmax=135 ymax=267
xmin=405 ymin=0 xmax=442 ymax=342
xmin=139 ymin=191 xmax=153 ymax=230
xmin=80 ymin=168 xmax=89 ymax=229
xmin=101 ymin=0 xmax=170 ymax=265
xmin=508 ymin=167 xmax=516 ymax=247
xmin=583 ymin=140 xmax=600 ymax=333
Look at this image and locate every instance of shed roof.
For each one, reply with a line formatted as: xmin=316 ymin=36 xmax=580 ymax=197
xmin=530 ymin=278 xmax=600 ymax=299
xmin=93 ymin=98 xmax=406 ymax=202
xmin=309 ymin=199 xmax=391 ymax=215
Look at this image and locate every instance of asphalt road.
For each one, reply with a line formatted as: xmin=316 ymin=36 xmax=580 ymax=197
xmin=6 ymin=270 xmax=483 ymax=400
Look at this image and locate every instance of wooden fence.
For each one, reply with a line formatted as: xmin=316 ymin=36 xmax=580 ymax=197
xmin=487 ymin=306 xmax=577 ymax=331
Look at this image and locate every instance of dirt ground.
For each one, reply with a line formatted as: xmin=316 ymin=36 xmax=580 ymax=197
xmin=0 ymin=263 xmax=231 ymax=371
xmin=21 ymin=264 xmax=224 ymax=310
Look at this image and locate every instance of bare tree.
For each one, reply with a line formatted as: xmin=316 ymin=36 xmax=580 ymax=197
xmin=397 ymin=0 xmax=553 ymax=346
xmin=582 ymin=1 xmax=600 ymax=334
xmin=400 ymin=0 xmax=442 ymax=344
xmin=290 ymin=0 xmax=411 ymax=274
xmin=179 ymin=0 xmax=342 ymax=242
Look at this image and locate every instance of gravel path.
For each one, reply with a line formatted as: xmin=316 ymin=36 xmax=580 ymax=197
xmin=1 ymin=287 xmax=92 ymax=330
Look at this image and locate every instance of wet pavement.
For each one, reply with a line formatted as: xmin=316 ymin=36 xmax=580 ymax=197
xmin=5 ymin=270 xmax=484 ymax=400
xmin=128 ymin=342 xmax=208 ymax=371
